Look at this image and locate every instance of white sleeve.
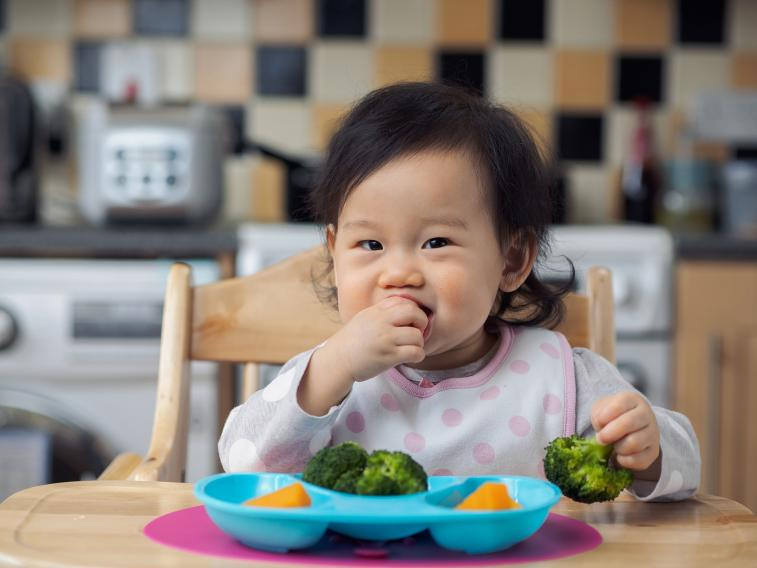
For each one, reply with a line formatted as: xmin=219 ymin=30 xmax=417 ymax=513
xmin=217 ymin=345 xmax=352 ymax=473
xmin=573 ymin=348 xmax=701 ymax=502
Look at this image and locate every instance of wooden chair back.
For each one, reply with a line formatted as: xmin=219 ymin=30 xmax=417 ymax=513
xmin=98 ymin=246 xmax=615 ymax=482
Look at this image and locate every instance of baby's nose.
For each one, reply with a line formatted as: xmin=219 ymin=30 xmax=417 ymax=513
xmin=377 ymin=258 xmax=424 ymax=288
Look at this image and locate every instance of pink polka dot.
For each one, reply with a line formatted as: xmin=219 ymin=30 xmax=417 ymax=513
xmin=473 ymin=442 xmax=495 ymax=464
xmin=262 ymin=440 xmax=306 ymax=471
xmin=480 ymin=386 xmax=501 ymax=400
xmin=442 ymin=408 xmax=463 ymax=427
xmin=510 ymin=360 xmax=530 ymax=374
xmin=508 ymin=416 xmax=531 ymax=437
xmin=540 ymin=342 xmax=560 ymax=359
xmin=380 ymin=393 xmax=400 ymax=411
xmin=346 ymin=411 xmax=365 ymax=433
xmin=432 ymin=468 xmax=454 ymax=476
xmin=404 ymin=432 xmax=426 ymax=453
xmin=543 ymin=393 xmax=562 ymax=415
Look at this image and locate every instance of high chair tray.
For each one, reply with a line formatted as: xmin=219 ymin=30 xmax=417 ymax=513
xmin=193 ymin=472 xmax=562 ymax=555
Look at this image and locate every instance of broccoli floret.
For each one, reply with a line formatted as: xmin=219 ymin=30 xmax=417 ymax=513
xmin=302 ymin=441 xmax=368 ymax=490
xmin=355 ymin=450 xmax=428 ymax=495
xmin=543 ymin=435 xmax=634 ymax=503
xmin=331 ymin=468 xmax=362 ymax=494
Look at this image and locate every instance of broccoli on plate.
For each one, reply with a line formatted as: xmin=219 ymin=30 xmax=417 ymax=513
xmin=543 ymin=435 xmax=634 ymax=503
xmin=302 ymin=442 xmax=428 ymax=495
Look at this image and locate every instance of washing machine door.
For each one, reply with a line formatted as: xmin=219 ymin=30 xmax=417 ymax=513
xmin=0 ymin=388 xmax=117 ymax=501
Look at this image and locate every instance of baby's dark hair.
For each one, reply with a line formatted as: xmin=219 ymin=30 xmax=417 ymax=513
xmin=308 ymin=81 xmax=574 ymax=328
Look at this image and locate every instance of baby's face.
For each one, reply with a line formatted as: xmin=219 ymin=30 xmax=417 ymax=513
xmin=329 ymin=149 xmax=509 ymax=370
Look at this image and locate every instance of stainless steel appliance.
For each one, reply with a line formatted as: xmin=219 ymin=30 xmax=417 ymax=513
xmin=236 ymin=223 xmax=674 ymax=408
xmin=76 ymin=103 xmax=224 ymax=225
xmin=0 ymin=73 xmax=38 ymax=223
xmin=0 ymin=258 xmax=220 ymax=500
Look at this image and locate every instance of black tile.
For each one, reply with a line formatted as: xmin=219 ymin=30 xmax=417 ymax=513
xmin=556 ymin=114 xmax=604 ymax=162
xmin=677 ymin=0 xmax=726 ymax=44
xmin=438 ymin=52 xmax=486 ymax=96
xmin=499 ymin=0 xmax=546 ymax=41
xmin=134 ymin=0 xmax=189 ymax=37
xmin=616 ymin=55 xmax=665 ymax=104
xmin=257 ymin=45 xmax=307 ymax=96
xmin=318 ymin=0 xmax=366 ymax=37
xmin=74 ymin=42 xmax=102 ymax=93
xmin=219 ymin=105 xmax=246 ymax=154
xmin=0 ymin=0 xmax=5 ymax=33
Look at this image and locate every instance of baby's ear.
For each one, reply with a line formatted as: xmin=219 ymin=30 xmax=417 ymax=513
xmin=326 ymin=224 xmax=336 ymax=253
xmin=499 ymin=231 xmax=538 ymax=293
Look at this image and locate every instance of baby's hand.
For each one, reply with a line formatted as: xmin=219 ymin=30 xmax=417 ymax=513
xmin=329 ymin=296 xmax=428 ymax=382
xmin=591 ymin=392 xmax=660 ymax=472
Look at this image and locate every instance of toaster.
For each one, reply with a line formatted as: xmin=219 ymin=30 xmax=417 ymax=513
xmin=77 ymin=103 xmax=225 ymax=225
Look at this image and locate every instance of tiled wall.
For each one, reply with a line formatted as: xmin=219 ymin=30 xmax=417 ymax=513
xmin=1 ymin=0 xmax=756 ymax=223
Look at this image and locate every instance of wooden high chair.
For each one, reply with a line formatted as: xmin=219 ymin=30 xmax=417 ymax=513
xmin=98 ymin=246 xmax=615 ymax=483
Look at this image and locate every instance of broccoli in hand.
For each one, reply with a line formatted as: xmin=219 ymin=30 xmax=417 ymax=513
xmin=302 ymin=441 xmax=368 ymax=490
xmin=543 ymin=435 xmax=634 ymax=503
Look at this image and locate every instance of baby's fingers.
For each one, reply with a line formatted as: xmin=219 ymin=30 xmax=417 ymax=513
xmin=596 ymin=405 xmax=649 ymax=445
xmin=613 ymin=444 xmax=657 ymax=471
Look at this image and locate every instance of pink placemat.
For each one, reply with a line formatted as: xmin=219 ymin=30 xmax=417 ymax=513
xmin=143 ymin=506 xmax=602 ymax=566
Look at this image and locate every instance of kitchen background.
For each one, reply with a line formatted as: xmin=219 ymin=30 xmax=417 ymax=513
xmin=0 ymin=0 xmax=756 ymax=512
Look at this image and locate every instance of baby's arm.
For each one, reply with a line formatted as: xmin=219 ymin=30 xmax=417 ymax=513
xmin=217 ymin=347 xmax=343 ymax=473
xmin=574 ymin=348 xmax=701 ymax=502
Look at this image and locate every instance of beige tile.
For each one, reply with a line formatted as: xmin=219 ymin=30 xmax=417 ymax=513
xmin=253 ymin=0 xmax=312 ymax=43
xmin=250 ymin=156 xmax=287 ymax=222
xmin=489 ymin=47 xmax=552 ymax=107
xmin=555 ymin=51 xmax=610 ymax=110
xmin=670 ymin=50 xmax=729 ymax=109
xmin=8 ymin=0 xmax=71 ymax=36
xmin=222 ymin=155 xmax=253 ymax=222
xmin=312 ymin=103 xmax=348 ymax=151
xmin=551 ymin=0 xmax=613 ymax=47
xmin=373 ymin=0 xmax=434 ymax=44
xmin=437 ymin=0 xmax=492 ymax=47
xmin=564 ymin=164 xmax=613 ymax=223
xmin=375 ymin=46 xmax=433 ymax=87
xmin=150 ymin=41 xmax=193 ymax=101
xmin=731 ymin=0 xmax=757 ymax=50
xmin=193 ymin=0 xmax=251 ymax=39
xmin=194 ymin=43 xmax=252 ymax=103
xmin=9 ymin=38 xmax=71 ymax=82
xmin=731 ymin=53 xmax=757 ymax=90
xmin=616 ymin=0 xmax=672 ymax=50
xmin=249 ymin=99 xmax=313 ymax=154
xmin=512 ymin=106 xmax=553 ymax=157
xmin=73 ymin=0 xmax=131 ymax=38
xmin=311 ymin=43 xmax=374 ymax=103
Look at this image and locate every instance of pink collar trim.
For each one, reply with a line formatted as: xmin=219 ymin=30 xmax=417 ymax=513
xmin=386 ymin=320 xmax=517 ymax=398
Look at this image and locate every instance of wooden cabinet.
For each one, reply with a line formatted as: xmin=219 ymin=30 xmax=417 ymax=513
xmin=674 ymin=262 xmax=757 ymax=512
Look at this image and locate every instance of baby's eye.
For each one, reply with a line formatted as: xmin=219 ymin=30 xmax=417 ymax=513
xmin=423 ymin=237 xmax=449 ymax=249
xmin=358 ymin=240 xmax=383 ymax=251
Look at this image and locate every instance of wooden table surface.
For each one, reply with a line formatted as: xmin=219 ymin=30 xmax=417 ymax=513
xmin=0 ymin=481 xmax=755 ymax=567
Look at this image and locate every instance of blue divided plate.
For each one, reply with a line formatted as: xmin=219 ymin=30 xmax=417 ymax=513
xmin=194 ymin=472 xmax=562 ymax=555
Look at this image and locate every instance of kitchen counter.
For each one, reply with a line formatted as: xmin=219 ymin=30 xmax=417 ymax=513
xmin=674 ymin=232 xmax=757 ymax=261
xmin=0 ymin=224 xmax=238 ymax=259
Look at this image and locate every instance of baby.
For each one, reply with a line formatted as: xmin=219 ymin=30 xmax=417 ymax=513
xmin=219 ymin=82 xmax=700 ymax=501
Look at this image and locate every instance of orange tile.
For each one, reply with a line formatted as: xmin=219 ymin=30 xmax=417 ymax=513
xmin=9 ymin=39 xmax=71 ymax=83
xmin=616 ymin=0 xmax=672 ymax=50
xmin=74 ymin=0 xmax=131 ymax=38
xmin=731 ymin=53 xmax=757 ymax=90
xmin=438 ymin=0 xmax=492 ymax=46
xmin=512 ymin=107 xmax=554 ymax=157
xmin=555 ymin=51 xmax=610 ymax=110
xmin=254 ymin=0 xmax=312 ymax=42
xmin=194 ymin=43 xmax=252 ymax=103
xmin=375 ymin=46 xmax=433 ymax=87
xmin=312 ymin=104 xmax=348 ymax=151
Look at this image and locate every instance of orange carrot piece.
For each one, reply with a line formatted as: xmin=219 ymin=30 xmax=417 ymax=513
xmin=455 ymin=482 xmax=521 ymax=510
xmin=243 ymin=482 xmax=311 ymax=508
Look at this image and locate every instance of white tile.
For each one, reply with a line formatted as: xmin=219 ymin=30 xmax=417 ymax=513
xmin=8 ymin=0 xmax=71 ymax=36
xmin=607 ymin=107 xmax=669 ymax=167
xmin=372 ymin=0 xmax=434 ymax=44
xmin=565 ymin=164 xmax=613 ymax=223
xmin=150 ymin=41 xmax=194 ymax=101
xmin=670 ymin=50 xmax=729 ymax=111
xmin=731 ymin=0 xmax=757 ymax=50
xmin=311 ymin=43 xmax=375 ymax=103
xmin=192 ymin=0 xmax=251 ymax=40
xmin=248 ymin=99 xmax=313 ymax=154
xmin=550 ymin=0 xmax=613 ymax=47
xmin=488 ymin=46 xmax=552 ymax=106
xmin=222 ymin=155 xmax=253 ymax=222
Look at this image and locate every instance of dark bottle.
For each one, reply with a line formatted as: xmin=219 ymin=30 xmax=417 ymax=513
xmin=621 ymin=99 xmax=661 ymax=224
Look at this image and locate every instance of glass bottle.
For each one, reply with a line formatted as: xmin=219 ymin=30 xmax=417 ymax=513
xmin=621 ymin=99 xmax=662 ymax=224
